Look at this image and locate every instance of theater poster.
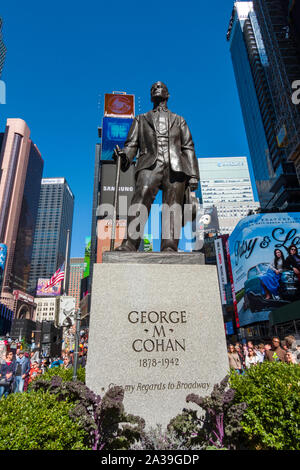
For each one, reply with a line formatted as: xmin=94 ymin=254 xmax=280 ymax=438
xmin=228 ymin=212 xmax=300 ymax=327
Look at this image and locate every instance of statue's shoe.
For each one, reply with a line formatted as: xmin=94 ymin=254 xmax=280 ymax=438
xmin=161 ymin=247 xmax=177 ymax=252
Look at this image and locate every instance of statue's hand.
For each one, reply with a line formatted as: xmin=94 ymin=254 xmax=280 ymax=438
xmin=188 ymin=177 xmax=198 ymax=191
xmin=113 ymin=145 xmax=129 ymax=171
xmin=113 ymin=145 xmax=126 ymax=162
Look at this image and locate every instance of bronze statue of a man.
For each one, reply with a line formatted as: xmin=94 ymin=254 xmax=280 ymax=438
xmin=114 ymin=81 xmax=199 ymax=252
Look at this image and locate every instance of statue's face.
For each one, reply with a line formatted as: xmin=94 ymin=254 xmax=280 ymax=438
xmin=151 ymin=82 xmax=169 ymax=102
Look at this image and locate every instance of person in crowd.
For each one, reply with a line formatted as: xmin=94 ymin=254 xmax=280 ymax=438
xmin=245 ymin=347 xmax=259 ymax=368
xmin=247 ymin=341 xmax=254 ymax=350
xmin=69 ymin=351 xmax=74 ymax=365
xmin=29 ymin=361 xmax=42 ymax=383
xmin=284 ymin=244 xmax=300 ymax=282
xmin=281 ymin=340 xmax=288 ymax=351
xmin=235 ymin=344 xmax=245 ymax=369
xmin=14 ymin=350 xmax=30 ymax=393
xmin=0 ymin=337 xmax=7 ymax=365
xmin=264 ymin=341 xmax=272 ymax=352
xmin=242 ymin=343 xmax=248 ymax=358
xmin=265 ymin=337 xmax=286 ymax=362
xmin=50 ymin=357 xmax=63 ymax=368
xmin=259 ymin=249 xmax=285 ymax=300
xmin=284 ymin=335 xmax=300 ymax=364
xmin=227 ymin=344 xmax=243 ymax=374
xmin=0 ymin=351 xmax=15 ymax=398
xmin=30 ymin=349 xmax=40 ymax=365
xmin=23 ymin=351 xmax=31 ymax=392
xmin=62 ymin=356 xmax=72 ymax=369
xmin=285 ymin=351 xmax=297 ymax=364
xmin=40 ymin=359 xmax=49 ymax=374
xmin=255 ymin=343 xmax=266 ymax=363
xmin=78 ymin=347 xmax=88 ymax=368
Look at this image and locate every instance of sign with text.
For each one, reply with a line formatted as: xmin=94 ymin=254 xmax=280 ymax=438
xmin=228 ymin=212 xmax=300 ymax=327
xmin=86 ymin=263 xmax=228 ymax=428
xmin=99 ymin=162 xmax=135 ymax=218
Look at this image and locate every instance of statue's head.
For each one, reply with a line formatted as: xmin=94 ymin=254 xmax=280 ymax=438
xmin=150 ymin=81 xmax=169 ymax=103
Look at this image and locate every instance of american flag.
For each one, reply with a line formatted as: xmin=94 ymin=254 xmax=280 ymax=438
xmin=44 ymin=263 xmax=65 ymax=290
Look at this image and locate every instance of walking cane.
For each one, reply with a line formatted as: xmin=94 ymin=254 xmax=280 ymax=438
xmin=110 ymin=145 xmax=122 ymax=251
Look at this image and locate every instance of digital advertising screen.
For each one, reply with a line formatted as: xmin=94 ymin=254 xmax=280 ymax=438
xmin=228 ymin=212 xmax=300 ymax=327
xmin=104 ymin=93 xmax=134 ymax=118
xmin=0 ymin=243 xmax=7 ymax=289
xmin=101 ymin=117 xmax=133 ymax=161
xmin=36 ymin=278 xmax=62 ymax=297
xmin=84 ymin=236 xmax=91 ymax=279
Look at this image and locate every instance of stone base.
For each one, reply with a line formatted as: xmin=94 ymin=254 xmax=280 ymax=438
xmin=86 ymin=261 xmax=228 ymax=429
xmin=102 ymin=250 xmax=205 ymax=265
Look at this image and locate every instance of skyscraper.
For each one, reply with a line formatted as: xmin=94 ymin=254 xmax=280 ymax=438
xmin=0 ymin=119 xmax=44 ymax=302
xmin=227 ymin=1 xmax=300 ymax=210
xmin=253 ymin=0 xmax=300 ymax=184
xmin=198 ymin=156 xmax=260 ymax=234
xmin=0 ymin=18 xmax=6 ymax=78
xmin=28 ymin=177 xmax=74 ymax=295
xmin=199 ymin=156 xmax=255 ymax=205
xmin=68 ymin=257 xmax=85 ymax=309
xmin=90 ymin=92 xmax=135 ymax=282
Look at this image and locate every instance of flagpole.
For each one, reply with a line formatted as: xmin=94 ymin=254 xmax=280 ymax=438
xmin=63 ymin=229 xmax=70 ymax=295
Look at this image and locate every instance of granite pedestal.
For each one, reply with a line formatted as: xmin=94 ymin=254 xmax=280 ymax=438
xmin=86 ymin=252 xmax=228 ymax=429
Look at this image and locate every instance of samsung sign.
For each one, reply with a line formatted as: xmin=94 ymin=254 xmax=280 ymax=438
xmin=99 ymin=162 xmax=135 ymax=218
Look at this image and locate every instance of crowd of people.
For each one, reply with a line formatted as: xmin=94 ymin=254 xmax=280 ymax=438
xmin=227 ymin=335 xmax=300 ymax=373
xmin=0 ymin=328 xmax=89 ymax=399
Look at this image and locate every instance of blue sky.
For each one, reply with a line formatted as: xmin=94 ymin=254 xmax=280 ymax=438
xmin=0 ymin=0 xmax=257 ymax=257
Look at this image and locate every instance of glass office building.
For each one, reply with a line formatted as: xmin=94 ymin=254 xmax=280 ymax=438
xmin=227 ymin=2 xmax=278 ymax=208
xmin=28 ymin=178 xmax=74 ymax=295
xmin=10 ymin=143 xmax=44 ymax=292
xmin=227 ymin=1 xmax=300 ymax=210
xmin=253 ymin=0 xmax=300 ymax=194
xmin=0 ymin=119 xmax=44 ymax=298
xmin=198 ymin=156 xmax=254 ymax=206
xmin=198 ymin=156 xmax=260 ymax=235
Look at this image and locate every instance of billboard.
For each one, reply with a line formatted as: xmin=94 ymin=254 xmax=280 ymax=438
xmin=214 ymin=238 xmax=228 ymax=305
xmin=58 ymin=296 xmax=76 ymax=327
xmin=84 ymin=236 xmax=91 ymax=279
xmin=228 ymin=212 xmax=300 ymax=327
xmin=0 ymin=243 xmax=7 ymax=289
xmin=101 ymin=117 xmax=133 ymax=161
xmin=99 ymin=162 xmax=135 ymax=218
xmin=104 ymin=94 xmax=134 ymax=118
xmin=36 ymin=278 xmax=62 ymax=297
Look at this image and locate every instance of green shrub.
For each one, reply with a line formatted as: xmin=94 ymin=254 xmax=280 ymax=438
xmin=0 ymin=391 xmax=90 ymax=450
xmin=31 ymin=376 xmax=145 ymax=450
xmin=29 ymin=366 xmax=85 ymax=386
xmin=230 ymin=362 xmax=300 ymax=450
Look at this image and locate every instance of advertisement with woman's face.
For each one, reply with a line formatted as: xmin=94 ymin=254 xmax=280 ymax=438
xmin=228 ymin=213 xmax=300 ymax=327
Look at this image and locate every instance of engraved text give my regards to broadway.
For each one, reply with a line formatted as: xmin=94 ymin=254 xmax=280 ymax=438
xmin=128 ymin=310 xmax=188 ymax=354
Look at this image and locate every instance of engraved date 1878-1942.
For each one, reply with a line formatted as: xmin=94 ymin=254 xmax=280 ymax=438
xmin=139 ymin=358 xmax=179 ymax=368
